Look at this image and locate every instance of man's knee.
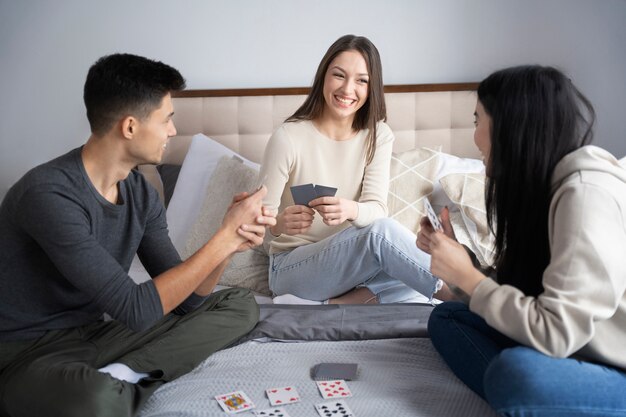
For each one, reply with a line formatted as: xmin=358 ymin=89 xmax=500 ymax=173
xmin=214 ymin=287 xmax=259 ymax=322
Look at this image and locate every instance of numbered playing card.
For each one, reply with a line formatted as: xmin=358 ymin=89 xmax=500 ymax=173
xmin=315 ymin=400 xmax=354 ymax=417
xmin=316 ymin=380 xmax=352 ymax=399
xmin=254 ymin=407 xmax=291 ymax=417
xmin=215 ymin=390 xmax=255 ymax=414
xmin=265 ymin=386 xmax=301 ymax=406
xmin=423 ymin=198 xmax=443 ymax=232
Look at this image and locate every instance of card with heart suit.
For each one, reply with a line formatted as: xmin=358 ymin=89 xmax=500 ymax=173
xmin=254 ymin=407 xmax=292 ymax=417
xmin=315 ymin=400 xmax=355 ymax=417
xmin=215 ymin=390 xmax=255 ymax=414
xmin=316 ymin=380 xmax=352 ymax=399
xmin=265 ymin=386 xmax=301 ymax=406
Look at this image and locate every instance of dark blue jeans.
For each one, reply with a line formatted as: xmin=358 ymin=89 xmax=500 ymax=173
xmin=428 ymin=302 xmax=626 ymax=417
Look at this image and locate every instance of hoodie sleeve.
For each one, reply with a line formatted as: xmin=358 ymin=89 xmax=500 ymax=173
xmin=470 ymin=177 xmax=626 ymax=357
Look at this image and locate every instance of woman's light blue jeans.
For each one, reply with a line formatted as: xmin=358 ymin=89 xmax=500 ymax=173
xmin=269 ymin=218 xmax=439 ymax=303
xmin=428 ymin=302 xmax=626 ymax=417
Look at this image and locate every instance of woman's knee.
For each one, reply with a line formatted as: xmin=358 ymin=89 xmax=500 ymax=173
xmin=483 ymin=347 xmax=542 ymax=410
xmin=427 ymin=302 xmax=468 ymax=344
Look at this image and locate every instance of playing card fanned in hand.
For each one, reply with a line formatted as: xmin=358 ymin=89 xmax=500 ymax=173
xmin=215 ymin=390 xmax=255 ymax=414
xmin=423 ymin=198 xmax=443 ymax=232
xmin=265 ymin=386 xmax=301 ymax=406
xmin=290 ymin=183 xmax=337 ymax=206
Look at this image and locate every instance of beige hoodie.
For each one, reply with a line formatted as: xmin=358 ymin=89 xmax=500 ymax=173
xmin=470 ymin=145 xmax=626 ymax=370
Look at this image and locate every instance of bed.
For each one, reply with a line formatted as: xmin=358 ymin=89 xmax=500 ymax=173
xmin=133 ymin=84 xmax=498 ymax=417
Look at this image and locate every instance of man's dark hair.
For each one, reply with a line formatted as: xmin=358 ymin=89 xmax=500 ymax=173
xmin=84 ymin=53 xmax=186 ymax=136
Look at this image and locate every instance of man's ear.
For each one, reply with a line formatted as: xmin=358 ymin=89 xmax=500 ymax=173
xmin=121 ymin=116 xmax=137 ymax=140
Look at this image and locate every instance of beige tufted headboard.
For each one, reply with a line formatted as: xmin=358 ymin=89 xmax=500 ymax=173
xmin=140 ymin=83 xmax=480 ymax=195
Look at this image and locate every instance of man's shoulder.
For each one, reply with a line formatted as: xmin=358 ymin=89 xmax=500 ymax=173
xmin=11 ymin=148 xmax=83 ymax=198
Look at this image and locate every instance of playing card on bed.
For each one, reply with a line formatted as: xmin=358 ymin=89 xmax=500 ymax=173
xmin=316 ymin=380 xmax=352 ymax=399
xmin=254 ymin=407 xmax=291 ymax=417
xmin=312 ymin=363 xmax=358 ymax=381
xmin=215 ymin=390 xmax=255 ymax=413
xmin=265 ymin=386 xmax=301 ymax=406
xmin=423 ymin=198 xmax=443 ymax=232
xmin=315 ymin=400 xmax=355 ymax=417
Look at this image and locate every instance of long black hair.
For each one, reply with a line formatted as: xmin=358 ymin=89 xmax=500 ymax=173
xmin=479 ymin=65 xmax=595 ymax=296
xmin=287 ymin=34 xmax=386 ymax=165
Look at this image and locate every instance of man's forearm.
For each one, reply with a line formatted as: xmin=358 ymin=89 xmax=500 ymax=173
xmin=194 ymin=255 xmax=233 ymax=296
xmin=153 ymin=228 xmax=237 ymax=315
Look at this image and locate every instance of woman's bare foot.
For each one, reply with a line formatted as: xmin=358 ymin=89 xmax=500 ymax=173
xmin=328 ymin=287 xmax=378 ymax=304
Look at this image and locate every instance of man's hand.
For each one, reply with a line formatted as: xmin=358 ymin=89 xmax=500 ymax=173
xmin=220 ymin=186 xmax=268 ymax=251
xmin=236 ymin=206 xmax=276 ymax=252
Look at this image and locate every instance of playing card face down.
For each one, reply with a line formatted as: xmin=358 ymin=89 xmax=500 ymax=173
xmin=312 ymin=363 xmax=358 ymax=381
xmin=254 ymin=407 xmax=291 ymax=417
xmin=316 ymin=380 xmax=352 ymax=399
xmin=215 ymin=390 xmax=255 ymax=414
xmin=315 ymin=400 xmax=354 ymax=417
xmin=423 ymin=198 xmax=443 ymax=232
xmin=290 ymin=184 xmax=337 ymax=206
xmin=314 ymin=185 xmax=338 ymax=198
xmin=265 ymin=386 xmax=300 ymax=406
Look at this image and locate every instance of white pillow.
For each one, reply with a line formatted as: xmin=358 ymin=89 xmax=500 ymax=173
xmin=166 ymin=134 xmax=260 ymax=252
xmin=430 ymin=149 xmax=485 ymax=211
xmin=388 ymin=147 xmax=484 ymax=233
xmin=181 ymin=156 xmax=271 ymax=295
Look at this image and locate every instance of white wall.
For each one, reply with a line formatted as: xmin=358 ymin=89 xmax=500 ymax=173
xmin=1 ymin=0 xmax=625 ymax=201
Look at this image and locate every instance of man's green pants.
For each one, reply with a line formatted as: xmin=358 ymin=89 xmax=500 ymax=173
xmin=0 ymin=288 xmax=259 ymax=417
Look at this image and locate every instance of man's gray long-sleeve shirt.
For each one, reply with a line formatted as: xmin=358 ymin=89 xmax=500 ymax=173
xmin=0 ymin=147 xmax=204 ymax=341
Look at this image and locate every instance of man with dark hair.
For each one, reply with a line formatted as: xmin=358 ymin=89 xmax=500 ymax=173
xmin=0 ymin=53 xmax=274 ymax=417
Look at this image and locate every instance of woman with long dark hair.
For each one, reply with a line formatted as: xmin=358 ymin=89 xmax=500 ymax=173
xmin=420 ymin=65 xmax=626 ymax=415
xmin=259 ymin=34 xmax=450 ymax=304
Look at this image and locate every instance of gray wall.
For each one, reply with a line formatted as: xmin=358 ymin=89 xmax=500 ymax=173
xmin=1 ymin=0 xmax=625 ymax=201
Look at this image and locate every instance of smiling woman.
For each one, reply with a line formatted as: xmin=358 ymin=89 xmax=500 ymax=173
xmin=258 ymin=34 xmax=454 ymax=306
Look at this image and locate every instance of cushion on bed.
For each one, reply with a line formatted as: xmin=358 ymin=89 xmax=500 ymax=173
xmin=440 ymin=173 xmax=495 ymax=265
xmin=388 ymin=147 xmax=440 ymax=233
xmin=181 ymin=155 xmax=270 ymax=295
xmin=156 ymin=164 xmax=181 ymax=208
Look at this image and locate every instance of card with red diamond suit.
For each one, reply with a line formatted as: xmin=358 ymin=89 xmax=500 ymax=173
xmin=265 ymin=386 xmax=301 ymax=406
xmin=316 ymin=380 xmax=352 ymax=399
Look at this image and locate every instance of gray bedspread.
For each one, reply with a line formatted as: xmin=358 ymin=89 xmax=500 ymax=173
xmin=137 ymin=303 xmax=496 ymax=417
xmin=138 ymin=337 xmax=496 ymax=417
xmin=240 ymin=303 xmax=434 ymax=342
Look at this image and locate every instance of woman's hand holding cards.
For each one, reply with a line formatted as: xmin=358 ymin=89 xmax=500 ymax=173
xmin=418 ymin=205 xmax=485 ymax=296
xmin=309 ymin=196 xmax=358 ymax=226
xmin=271 ymin=205 xmax=316 ymax=236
